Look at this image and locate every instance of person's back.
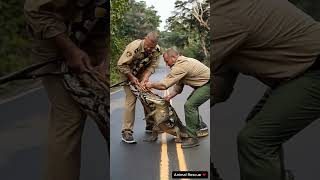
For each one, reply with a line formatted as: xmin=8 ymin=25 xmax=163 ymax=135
xmin=172 ymin=56 xmax=210 ymax=88
xmin=213 ymin=0 xmax=320 ymax=86
xmin=212 ymin=1 xmax=320 ymax=180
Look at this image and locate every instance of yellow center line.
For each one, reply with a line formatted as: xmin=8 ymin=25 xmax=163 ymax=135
xmin=176 ymin=143 xmax=189 ymax=180
xmin=160 ymin=133 xmax=169 ymax=180
xmin=159 ymin=90 xmax=189 ymax=180
xmin=160 ymin=89 xmax=170 ymax=180
xmin=172 ymin=88 xmax=189 ymax=180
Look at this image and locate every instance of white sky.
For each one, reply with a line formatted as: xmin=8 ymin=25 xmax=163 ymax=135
xmin=138 ymin=0 xmax=176 ymax=31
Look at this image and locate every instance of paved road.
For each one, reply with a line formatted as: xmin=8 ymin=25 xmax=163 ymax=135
xmin=0 ymin=87 xmax=108 ymax=180
xmin=212 ymin=75 xmax=320 ymax=180
xmin=110 ymin=59 xmax=210 ymax=180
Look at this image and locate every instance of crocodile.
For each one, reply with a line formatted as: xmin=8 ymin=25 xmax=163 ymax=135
xmin=129 ymin=83 xmax=191 ymax=142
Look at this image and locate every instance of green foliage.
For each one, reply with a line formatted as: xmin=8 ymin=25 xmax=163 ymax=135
xmin=120 ymin=1 xmax=161 ymax=39
xmin=111 ymin=0 xmax=130 ymax=84
xmin=0 ymin=1 xmax=32 ymax=77
xmin=159 ymin=31 xmax=188 ymax=49
xmin=164 ymin=0 xmax=210 ymax=63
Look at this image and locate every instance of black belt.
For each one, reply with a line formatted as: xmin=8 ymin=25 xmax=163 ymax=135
xmin=194 ymin=79 xmax=210 ymax=89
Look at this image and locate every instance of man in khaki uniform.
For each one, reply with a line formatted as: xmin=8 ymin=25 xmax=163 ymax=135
xmin=24 ymin=1 xmax=108 ymax=180
xmin=146 ymin=48 xmax=210 ymax=148
xmin=117 ymin=32 xmax=161 ymax=143
xmin=212 ymin=0 xmax=320 ymax=179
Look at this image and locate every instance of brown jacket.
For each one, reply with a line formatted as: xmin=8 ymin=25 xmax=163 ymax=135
xmin=160 ymin=56 xmax=210 ymax=94
xmin=24 ymin=0 xmax=106 ymax=39
xmin=24 ymin=0 xmax=108 ymax=68
xmin=212 ymin=0 xmax=320 ymax=104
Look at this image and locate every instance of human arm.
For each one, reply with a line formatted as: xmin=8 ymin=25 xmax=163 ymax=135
xmin=117 ymin=41 xmax=144 ymax=86
xmin=211 ymin=14 xmax=247 ymax=106
xmin=146 ymin=66 xmax=187 ymax=91
xmin=211 ymin=66 xmax=239 ymax=107
xmin=24 ymin=1 xmax=92 ymax=73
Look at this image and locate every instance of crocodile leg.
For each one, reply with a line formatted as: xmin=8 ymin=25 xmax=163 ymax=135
xmin=143 ymin=125 xmax=159 ymax=142
xmin=174 ymin=126 xmax=183 ymax=143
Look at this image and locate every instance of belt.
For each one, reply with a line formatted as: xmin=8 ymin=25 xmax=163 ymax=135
xmin=193 ymin=79 xmax=210 ymax=89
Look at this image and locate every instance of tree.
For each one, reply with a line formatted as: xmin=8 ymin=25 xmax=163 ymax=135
xmin=0 ymin=1 xmax=32 ymax=76
xmin=119 ymin=1 xmax=161 ymax=39
xmin=165 ymin=0 xmax=210 ymax=63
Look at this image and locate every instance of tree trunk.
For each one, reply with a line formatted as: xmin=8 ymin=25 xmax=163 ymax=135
xmin=200 ymin=33 xmax=209 ymax=58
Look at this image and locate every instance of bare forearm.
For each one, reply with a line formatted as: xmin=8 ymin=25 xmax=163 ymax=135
xmin=150 ymin=82 xmax=167 ymax=90
xmin=167 ymin=91 xmax=178 ymax=99
xmin=142 ymin=70 xmax=152 ymax=81
xmin=126 ymin=72 xmax=136 ymax=81
xmin=53 ymin=33 xmax=92 ymax=73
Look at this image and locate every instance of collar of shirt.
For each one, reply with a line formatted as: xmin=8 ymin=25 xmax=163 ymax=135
xmin=172 ymin=55 xmax=184 ymax=66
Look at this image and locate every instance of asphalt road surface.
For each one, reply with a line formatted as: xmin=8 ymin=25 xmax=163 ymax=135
xmin=212 ymin=75 xmax=320 ymax=180
xmin=110 ymin=59 xmax=210 ymax=180
xmin=0 ymin=87 xmax=108 ymax=180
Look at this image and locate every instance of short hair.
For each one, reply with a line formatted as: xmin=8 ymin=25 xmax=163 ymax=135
xmin=146 ymin=31 xmax=160 ymax=44
xmin=165 ymin=48 xmax=179 ymax=58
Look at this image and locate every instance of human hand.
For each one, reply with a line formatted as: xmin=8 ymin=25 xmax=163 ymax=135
xmin=66 ymin=47 xmax=93 ymax=73
xmin=145 ymin=82 xmax=152 ymax=89
xmin=141 ymin=77 xmax=149 ymax=87
xmin=128 ymin=75 xmax=140 ymax=85
xmin=139 ymin=82 xmax=149 ymax=92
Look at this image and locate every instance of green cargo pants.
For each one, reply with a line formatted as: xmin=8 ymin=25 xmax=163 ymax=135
xmin=184 ymin=83 xmax=210 ymax=137
xmin=238 ymin=69 xmax=320 ymax=180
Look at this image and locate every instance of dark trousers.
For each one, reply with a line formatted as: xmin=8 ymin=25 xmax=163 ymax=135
xmin=238 ymin=68 xmax=320 ymax=180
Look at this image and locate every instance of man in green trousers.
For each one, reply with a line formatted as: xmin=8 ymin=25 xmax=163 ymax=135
xmin=212 ymin=0 xmax=320 ymax=179
xmin=146 ymin=48 xmax=210 ymax=148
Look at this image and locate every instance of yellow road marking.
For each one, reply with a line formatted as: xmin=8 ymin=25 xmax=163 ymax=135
xmin=159 ymin=90 xmax=189 ymax=180
xmin=160 ymin=133 xmax=169 ymax=180
xmin=176 ymin=143 xmax=190 ymax=180
xmin=176 ymin=143 xmax=188 ymax=171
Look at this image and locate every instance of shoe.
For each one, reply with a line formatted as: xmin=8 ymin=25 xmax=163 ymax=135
xmin=196 ymin=121 xmax=209 ymax=137
xmin=196 ymin=129 xmax=209 ymax=137
xmin=199 ymin=121 xmax=208 ymax=131
xmin=181 ymin=137 xmax=200 ymax=148
xmin=121 ymin=130 xmax=136 ymax=144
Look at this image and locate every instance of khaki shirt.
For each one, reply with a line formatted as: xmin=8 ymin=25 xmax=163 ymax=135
xmin=24 ymin=0 xmax=109 ymax=82
xmin=117 ymin=39 xmax=161 ymax=78
xmin=212 ymin=0 xmax=320 ymax=104
xmin=24 ymin=0 xmax=106 ymax=39
xmin=160 ymin=56 xmax=210 ymax=94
